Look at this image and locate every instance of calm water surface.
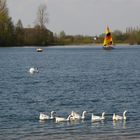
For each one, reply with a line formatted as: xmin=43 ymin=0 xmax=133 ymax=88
xmin=0 ymin=46 xmax=140 ymax=140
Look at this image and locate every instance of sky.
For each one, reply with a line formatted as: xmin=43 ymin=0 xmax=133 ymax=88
xmin=7 ymin=0 xmax=140 ymax=36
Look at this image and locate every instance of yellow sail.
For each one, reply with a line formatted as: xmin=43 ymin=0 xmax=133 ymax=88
xmin=103 ymin=27 xmax=113 ymax=47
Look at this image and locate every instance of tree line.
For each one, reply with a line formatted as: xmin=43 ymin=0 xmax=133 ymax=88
xmin=0 ymin=0 xmax=53 ymax=46
xmin=0 ymin=0 xmax=140 ymax=47
xmin=54 ymin=28 xmax=140 ymax=45
xmin=97 ymin=28 xmax=140 ymax=45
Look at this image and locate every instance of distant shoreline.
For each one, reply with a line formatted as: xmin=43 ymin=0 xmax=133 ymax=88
xmin=0 ymin=43 xmax=139 ymax=48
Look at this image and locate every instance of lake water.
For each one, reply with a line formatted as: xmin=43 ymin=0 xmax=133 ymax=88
xmin=0 ymin=45 xmax=140 ymax=140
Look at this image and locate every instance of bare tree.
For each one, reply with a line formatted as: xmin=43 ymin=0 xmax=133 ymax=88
xmin=35 ymin=4 xmax=48 ymax=29
xmin=0 ymin=0 xmax=8 ymax=17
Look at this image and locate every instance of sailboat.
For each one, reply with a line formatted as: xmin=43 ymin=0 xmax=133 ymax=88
xmin=103 ymin=26 xmax=114 ymax=50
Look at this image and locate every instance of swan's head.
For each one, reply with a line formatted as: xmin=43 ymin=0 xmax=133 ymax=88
xmin=113 ymin=113 xmax=116 ymax=118
xmin=50 ymin=111 xmax=56 ymax=119
xmin=123 ymin=110 xmax=127 ymax=120
xmin=82 ymin=111 xmax=87 ymax=118
xmin=83 ymin=111 xmax=87 ymax=114
xmin=124 ymin=110 xmax=127 ymax=114
xmin=51 ymin=111 xmax=56 ymax=114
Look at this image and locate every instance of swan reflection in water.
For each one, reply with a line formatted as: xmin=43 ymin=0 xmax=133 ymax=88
xmin=113 ymin=120 xmax=127 ymax=129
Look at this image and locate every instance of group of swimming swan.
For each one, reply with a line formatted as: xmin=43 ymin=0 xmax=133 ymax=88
xmin=39 ymin=110 xmax=127 ymax=123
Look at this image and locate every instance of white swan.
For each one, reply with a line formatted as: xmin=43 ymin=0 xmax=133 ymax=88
xmin=39 ymin=113 xmax=49 ymax=120
xmin=91 ymin=112 xmax=105 ymax=122
xmin=39 ymin=111 xmax=55 ymax=120
xmin=29 ymin=67 xmax=39 ymax=74
xmin=112 ymin=110 xmax=127 ymax=121
xmin=55 ymin=114 xmax=72 ymax=123
xmin=70 ymin=111 xmax=81 ymax=120
xmin=70 ymin=111 xmax=87 ymax=121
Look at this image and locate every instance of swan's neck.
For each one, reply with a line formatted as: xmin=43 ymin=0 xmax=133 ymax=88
xmin=50 ymin=112 xmax=54 ymax=118
xmin=123 ymin=111 xmax=127 ymax=120
xmin=67 ymin=115 xmax=71 ymax=121
xmin=82 ymin=112 xmax=86 ymax=119
xmin=102 ymin=112 xmax=105 ymax=118
xmin=91 ymin=114 xmax=94 ymax=119
xmin=113 ymin=113 xmax=116 ymax=119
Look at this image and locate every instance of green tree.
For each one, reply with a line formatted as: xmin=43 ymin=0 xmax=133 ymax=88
xmin=16 ymin=19 xmax=23 ymax=28
xmin=0 ymin=0 xmax=15 ymax=46
xmin=59 ymin=31 xmax=66 ymax=38
xmin=15 ymin=19 xmax=24 ymax=45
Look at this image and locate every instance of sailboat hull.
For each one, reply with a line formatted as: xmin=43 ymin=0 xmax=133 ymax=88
xmin=103 ymin=46 xmax=114 ymax=50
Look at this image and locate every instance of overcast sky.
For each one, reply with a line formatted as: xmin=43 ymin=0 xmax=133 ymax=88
xmin=7 ymin=0 xmax=140 ymax=35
